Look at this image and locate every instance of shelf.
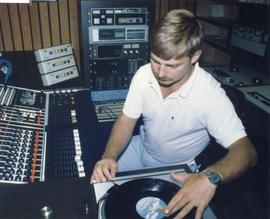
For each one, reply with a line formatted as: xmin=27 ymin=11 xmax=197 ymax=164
xmin=196 ymin=16 xmax=235 ymax=28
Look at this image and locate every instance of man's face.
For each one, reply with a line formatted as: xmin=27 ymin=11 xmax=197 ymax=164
xmin=150 ymin=53 xmax=194 ymax=88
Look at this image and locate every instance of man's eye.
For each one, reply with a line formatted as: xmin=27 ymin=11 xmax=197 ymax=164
xmin=151 ymin=59 xmax=159 ymax=64
xmin=168 ymin=64 xmax=180 ymax=69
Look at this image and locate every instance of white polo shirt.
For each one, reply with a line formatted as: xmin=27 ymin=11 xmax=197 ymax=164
xmin=123 ymin=63 xmax=246 ymax=165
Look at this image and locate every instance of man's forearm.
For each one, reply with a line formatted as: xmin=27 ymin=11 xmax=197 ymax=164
xmin=207 ymin=136 xmax=257 ymax=183
xmin=102 ymin=113 xmax=137 ymax=160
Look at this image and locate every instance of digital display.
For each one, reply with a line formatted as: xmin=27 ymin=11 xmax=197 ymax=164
xmin=90 ymin=59 xmax=128 ymax=75
xmin=116 ymin=14 xmax=145 ymax=25
xmin=118 ymin=17 xmax=144 ymax=24
xmin=99 ymin=29 xmax=125 ymax=40
xmin=98 ymin=45 xmax=122 ymax=58
xmin=127 ymin=29 xmax=146 ymax=40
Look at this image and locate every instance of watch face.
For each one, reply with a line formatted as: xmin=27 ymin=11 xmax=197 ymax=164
xmin=209 ymin=173 xmax=221 ymax=185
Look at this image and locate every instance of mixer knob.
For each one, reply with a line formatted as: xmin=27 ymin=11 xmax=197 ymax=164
xmin=15 ymin=176 xmax=21 ymax=181
xmin=238 ymin=82 xmax=244 ymax=86
xmin=210 ymin=66 xmax=216 ymax=71
xmin=10 ymin=169 xmax=15 ymax=174
xmin=228 ymin=78 xmax=235 ymax=83
xmin=251 ymin=77 xmax=263 ymax=85
xmin=18 ymin=163 xmax=24 ymax=169
xmin=230 ymin=65 xmax=239 ymax=72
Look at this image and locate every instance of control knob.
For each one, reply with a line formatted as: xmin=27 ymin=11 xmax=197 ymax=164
xmin=251 ymin=77 xmax=263 ymax=85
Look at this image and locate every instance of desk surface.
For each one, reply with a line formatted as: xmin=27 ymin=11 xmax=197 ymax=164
xmin=0 ymin=177 xmax=269 ymax=219
xmin=0 ymin=175 xmax=268 ymax=219
xmin=0 ymin=177 xmax=96 ymax=219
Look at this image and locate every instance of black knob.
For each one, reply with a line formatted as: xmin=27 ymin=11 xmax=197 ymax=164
xmin=230 ymin=65 xmax=239 ymax=72
xmin=211 ymin=66 xmax=216 ymax=71
xmin=251 ymin=77 xmax=263 ymax=85
xmin=228 ymin=78 xmax=235 ymax=83
xmin=238 ymin=82 xmax=244 ymax=86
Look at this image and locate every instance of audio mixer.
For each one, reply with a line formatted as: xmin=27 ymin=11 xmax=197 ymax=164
xmin=205 ymin=65 xmax=269 ymax=87
xmin=205 ymin=65 xmax=270 ymax=114
xmin=0 ymin=84 xmax=46 ymax=183
xmin=238 ymin=85 xmax=270 ymax=114
xmin=0 ymin=83 xmax=97 ymax=184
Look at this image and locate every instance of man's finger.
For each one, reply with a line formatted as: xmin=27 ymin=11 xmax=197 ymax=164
xmin=166 ymin=195 xmax=188 ymax=216
xmin=103 ymin=168 xmax=113 ymax=180
xmin=195 ymin=206 xmax=205 ymax=219
xmin=171 ymin=171 xmax=190 ymax=182
xmin=174 ymin=201 xmax=194 ymax=219
xmin=95 ymin=167 xmax=107 ymax=182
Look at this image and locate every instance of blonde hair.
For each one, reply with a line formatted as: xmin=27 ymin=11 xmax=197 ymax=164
xmin=150 ymin=9 xmax=204 ymax=60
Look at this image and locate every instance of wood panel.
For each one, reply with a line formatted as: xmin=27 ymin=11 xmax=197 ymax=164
xmin=177 ymin=0 xmax=187 ymax=9
xmin=160 ymin=0 xmax=170 ymax=19
xmin=39 ymin=2 xmax=51 ymax=48
xmin=154 ymin=0 xmax=195 ymax=22
xmin=59 ymin=0 xmax=70 ymax=44
xmin=29 ymin=3 xmax=42 ymax=50
xmin=0 ymin=25 xmax=4 ymax=51
xmin=8 ymin=4 xmax=23 ymax=51
xmin=49 ymin=2 xmax=61 ymax=46
xmin=9 ymin=4 xmax=23 ymax=51
xmin=69 ymin=0 xmax=80 ymax=69
xmin=0 ymin=4 xmax=14 ymax=51
xmin=155 ymin=0 xmax=161 ymax=22
xmin=19 ymin=4 xmax=33 ymax=50
xmin=169 ymin=0 xmax=178 ymax=10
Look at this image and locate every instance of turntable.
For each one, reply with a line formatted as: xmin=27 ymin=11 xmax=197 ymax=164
xmin=93 ymin=164 xmax=218 ymax=219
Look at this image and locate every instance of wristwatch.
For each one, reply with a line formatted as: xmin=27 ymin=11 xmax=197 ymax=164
xmin=202 ymin=169 xmax=222 ymax=186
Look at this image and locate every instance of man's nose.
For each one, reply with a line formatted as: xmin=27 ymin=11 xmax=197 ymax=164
xmin=157 ymin=64 xmax=167 ymax=77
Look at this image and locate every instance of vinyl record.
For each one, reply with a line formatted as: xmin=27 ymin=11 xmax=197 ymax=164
xmin=104 ymin=178 xmax=196 ymax=219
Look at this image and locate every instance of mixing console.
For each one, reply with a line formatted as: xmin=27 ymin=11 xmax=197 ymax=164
xmin=0 ymin=85 xmax=47 ymax=183
xmin=0 ymin=84 xmax=97 ymax=184
xmin=238 ymin=85 xmax=270 ymax=114
xmin=44 ymin=89 xmax=95 ymax=180
xmin=205 ymin=65 xmax=270 ymax=114
xmin=205 ymin=65 xmax=269 ymax=87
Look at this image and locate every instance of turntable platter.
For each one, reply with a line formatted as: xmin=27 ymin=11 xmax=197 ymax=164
xmin=104 ymin=178 xmax=196 ymax=219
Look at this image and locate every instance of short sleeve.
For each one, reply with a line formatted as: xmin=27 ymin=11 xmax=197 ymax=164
xmin=204 ymin=87 xmax=247 ymax=148
xmin=122 ymin=68 xmax=145 ymax=119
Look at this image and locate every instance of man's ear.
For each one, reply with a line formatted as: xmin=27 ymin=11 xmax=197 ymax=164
xmin=191 ymin=50 xmax=202 ymax=64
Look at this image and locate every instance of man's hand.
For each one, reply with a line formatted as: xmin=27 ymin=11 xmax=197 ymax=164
xmin=90 ymin=158 xmax=118 ymax=183
xmin=165 ymin=172 xmax=217 ymax=219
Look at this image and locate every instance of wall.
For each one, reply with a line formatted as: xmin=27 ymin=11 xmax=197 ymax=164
xmin=0 ymin=0 xmax=196 ymax=70
xmin=0 ymin=0 xmax=80 ymax=67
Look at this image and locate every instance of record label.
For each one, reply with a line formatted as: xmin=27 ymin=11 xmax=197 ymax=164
xmin=136 ymin=197 xmax=166 ymax=219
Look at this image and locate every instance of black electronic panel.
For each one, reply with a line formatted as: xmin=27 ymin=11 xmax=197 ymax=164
xmin=80 ymin=0 xmax=155 ymax=91
xmin=230 ymin=4 xmax=269 ymax=75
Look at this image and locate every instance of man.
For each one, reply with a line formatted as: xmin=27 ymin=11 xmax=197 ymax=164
xmin=91 ymin=9 xmax=257 ymax=219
